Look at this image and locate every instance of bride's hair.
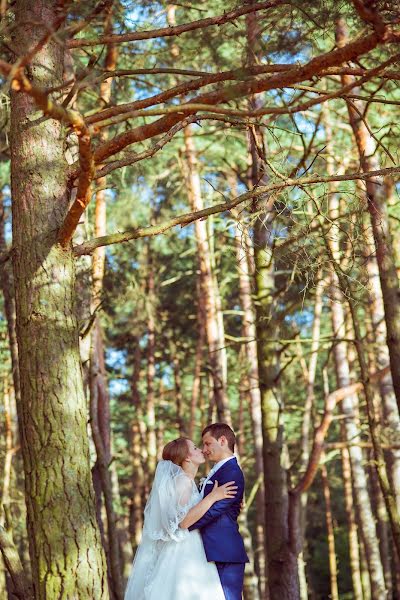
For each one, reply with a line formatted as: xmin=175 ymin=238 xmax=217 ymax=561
xmin=162 ymin=437 xmax=190 ymax=466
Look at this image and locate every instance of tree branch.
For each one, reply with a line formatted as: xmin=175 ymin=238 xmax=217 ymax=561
xmin=95 ymin=113 xmax=255 ymax=178
xmin=0 ymin=59 xmax=96 ymax=248
xmin=92 ymin=27 xmax=394 ymax=163
xmin=68 ymin=0 xmax=286 ymax=48
xmin=89 ymin=59 xmax=397 ymax=132
xmin=292 ymin=365 xmax=391 ymax=495
xmin=73 ymin=165 xmax=400 ymax=256
xmin=0 ymin=525 xmax=33 ymax=600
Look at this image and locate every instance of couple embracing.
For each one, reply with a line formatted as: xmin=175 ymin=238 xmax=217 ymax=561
xmin=124 ymin=422 xmax=248 ymax=600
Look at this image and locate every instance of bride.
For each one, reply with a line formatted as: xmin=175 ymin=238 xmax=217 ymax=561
xmin=124 ymin=437 xmax=237 ymax=599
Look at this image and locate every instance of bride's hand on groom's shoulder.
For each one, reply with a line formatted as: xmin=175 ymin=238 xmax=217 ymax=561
xmin=209 ymin=480 xmax=238 ymax=501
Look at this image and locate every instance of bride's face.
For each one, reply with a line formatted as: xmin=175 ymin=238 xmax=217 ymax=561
xmin=186 ymin=440 xmax=205 ymax=466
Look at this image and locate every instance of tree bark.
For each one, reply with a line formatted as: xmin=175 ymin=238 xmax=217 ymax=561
xmin=245 ymin=5 xmax=298 ymax=596
xmin=363 ymin=217 xmax=400 ymax=515
xmin=129 ymin=342 xmax=145 ymax=550
xmin=9 ymin=2 xmax=109 ymax=597
xmin=321 ymin=461 xmax=339 ymax=600
xmin=0 ymin=525 xmax=33 ymax=600
xmin=324 ymin=102 xmax=387 ymax=597
xmin=145 ymin=244 xmax=158 ymax=473
xmin=368 ymin=450 xmax=393 ymax=597
xmin=189 ymin=283 xmax=205 ymax=439
xmin=336 ymin=18 xmax=400 ymax=415
xmin=341 ymin=442 xmax=364 ymax=600
xmin=232 ymin=188 xmax=267 ymax=597
xmin=184 ymin=126 xmax=230 ymax=422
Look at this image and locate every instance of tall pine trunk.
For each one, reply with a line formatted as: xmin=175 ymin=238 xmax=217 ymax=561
xmin=10 ymin=2 xmax=108 ymax=597
xmin=336 ymin=18 xmax=400 ymax=415
xmin=184 ymin=127 xmax=230 ymax=421
xmin=233 ymin=211 xmax=267 ymax=597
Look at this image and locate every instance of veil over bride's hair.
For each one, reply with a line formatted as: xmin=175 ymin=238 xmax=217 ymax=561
xmin=124 ymin=460 xmax=194 ymax=599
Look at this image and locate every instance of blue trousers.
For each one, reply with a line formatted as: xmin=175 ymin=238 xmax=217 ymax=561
xmin=215 ymin=562 xmax=245 ymax=600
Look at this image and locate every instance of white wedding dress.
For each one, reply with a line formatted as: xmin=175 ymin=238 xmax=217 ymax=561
xmin=124 ymin=460 xmax=225 ymax=600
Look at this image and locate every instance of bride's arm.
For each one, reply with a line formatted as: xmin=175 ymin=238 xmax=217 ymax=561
xmin=179 ymin=481 xmax=237 ymax=529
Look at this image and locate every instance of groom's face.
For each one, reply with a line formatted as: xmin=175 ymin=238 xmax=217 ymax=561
xmin=202 ymin=432 xmax=225 ymax=463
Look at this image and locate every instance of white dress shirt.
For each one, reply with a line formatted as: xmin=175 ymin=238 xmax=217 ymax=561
xmin=200 ymin=455 xmax=236 ymax=498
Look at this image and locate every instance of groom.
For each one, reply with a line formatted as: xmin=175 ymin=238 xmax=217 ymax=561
xmin=188 ymin=423 xmax=248 ymax=600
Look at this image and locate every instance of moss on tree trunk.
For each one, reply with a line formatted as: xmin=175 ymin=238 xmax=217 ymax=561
xmin=10 ymin=1 xmax=109 ymax=597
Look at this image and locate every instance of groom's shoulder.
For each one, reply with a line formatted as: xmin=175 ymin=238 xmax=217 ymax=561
xmin=224 ymin=457 xmax=244 ymax=476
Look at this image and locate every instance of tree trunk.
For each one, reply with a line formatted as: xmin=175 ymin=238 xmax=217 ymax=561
xmin=321 ymin=461 xmax=339 ymax=600
xmin=172 ymin=349 xmax=185 ymax=435
xmin=336 ymin=18 xmax=400 ymax=415
xmin=329 ymin=256 xmax=386 ymax=599
xmin=189 ymin=283 xmax=205 ymax=439
xmin=341 ymin=442 xmax=364 ymax=600
xmin=184 ymin=126 xmax=230 ymax=422
xmin=244 ymin=4 xmax=298 ymax=596
xmin=145 ymin=244 xmax=158 ymax=473
xmin=368 ymin=450 xmax=393 ymax=598
xmin=232 ymin=190 xmax=267 ymax=597
xmin=89 ymin=326 xmax=124 ymax=600
xmin=363 ymin=218 xmax=400 ymax=515
xmin=324 ymin=102 xmax=387 ymax=597
xmin=298 ymin=275 xmax=324 ymax=597
xmin=9 ymin=2 xmax=109 ymax=597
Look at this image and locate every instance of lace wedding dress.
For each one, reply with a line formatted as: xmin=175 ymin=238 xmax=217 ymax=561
xmin=124 ymin=460 xmax=225 ymax=600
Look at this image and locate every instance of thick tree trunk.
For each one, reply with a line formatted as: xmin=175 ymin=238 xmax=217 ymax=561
xmin=245 ymin=5 xmax=298 ymax=596
xmin=9 ymin=2 xmax=109 ymax=597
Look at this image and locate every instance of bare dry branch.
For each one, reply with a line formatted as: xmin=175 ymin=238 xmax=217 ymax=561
xmin=73 ymin=165 xmax=400 ymax=256
xmin=68 ymin=0 xmax=287 ymax=48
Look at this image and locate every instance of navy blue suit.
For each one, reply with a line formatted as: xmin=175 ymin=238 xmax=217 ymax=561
xmin=189 ymin=458 xmax=248 ymax=599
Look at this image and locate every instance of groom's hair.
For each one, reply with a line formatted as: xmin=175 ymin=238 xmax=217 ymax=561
xmin=202 ymin=423 xmax=236 ymax=452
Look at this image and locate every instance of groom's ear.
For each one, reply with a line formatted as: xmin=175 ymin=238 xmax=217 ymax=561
xmin=219 ymin=435 xmax=227 ymax=447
